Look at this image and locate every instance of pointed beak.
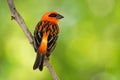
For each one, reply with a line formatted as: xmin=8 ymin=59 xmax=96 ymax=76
xmin=56 ymin=14 xmax=64 ymax=19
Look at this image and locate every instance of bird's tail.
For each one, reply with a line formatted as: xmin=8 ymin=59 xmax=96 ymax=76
xmin=33 ymin=53 xmax=45 ymax=71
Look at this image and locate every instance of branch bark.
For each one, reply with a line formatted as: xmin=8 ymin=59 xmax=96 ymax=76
xmin=7 ymin=0 xmax=60 ymax=80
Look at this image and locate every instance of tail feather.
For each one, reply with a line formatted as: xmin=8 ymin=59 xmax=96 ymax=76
xmin=33 ymin=53 xmax=42 ymax=70
xmin=39 ymin=55 xmax=45 ymax=71
xmin=33 ymin=53 xmax=45 ymax=71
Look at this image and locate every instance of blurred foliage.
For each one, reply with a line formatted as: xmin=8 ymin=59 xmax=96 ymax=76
xmin=0 ymin=0 xmax=120 ymax=80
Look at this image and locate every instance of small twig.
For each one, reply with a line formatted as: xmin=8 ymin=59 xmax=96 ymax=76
xmin=45 ymin=58 xmax=60 ymax=80
xmin=7 ymin=0 xmax=60 ymax=80
xmin=7 ymin=0 xmax=33 ymax=44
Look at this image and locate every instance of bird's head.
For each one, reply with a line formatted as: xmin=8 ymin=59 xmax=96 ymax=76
xmin=41 ymin=12 xmax=64 ymax=24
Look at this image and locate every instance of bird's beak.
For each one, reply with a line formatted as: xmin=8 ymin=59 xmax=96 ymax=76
xmin=56 ymin=14 xmax=64 ymax=19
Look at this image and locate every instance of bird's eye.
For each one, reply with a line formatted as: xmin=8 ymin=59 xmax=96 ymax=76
xmin=49 ymin=13 xmax=57 ymax=17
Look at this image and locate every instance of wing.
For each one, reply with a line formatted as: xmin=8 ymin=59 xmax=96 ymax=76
xmin=33 ymin=21 xmax=59 ymax=57
xmin=33 ymin=21 xmax=43 ymax=52
xmin=33 ymin=21 xmax=44 ymax=71
xmin=46 ymin=34 xmax=58 ymax=57
xmin=33 ymin=30 xmax=43 ymax=52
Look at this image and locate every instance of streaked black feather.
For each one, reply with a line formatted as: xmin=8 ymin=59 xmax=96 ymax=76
xmin=33 ymin=53 xmax=42 ymax=70
xmin=33 ymin=21 xmax=59 ymax=71
xmin=39 ymin=55 xmax=45 ymax=71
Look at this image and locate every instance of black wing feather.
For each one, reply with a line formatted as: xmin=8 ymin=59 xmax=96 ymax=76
xmin=33 ymin=21 xmax=59 ymax=71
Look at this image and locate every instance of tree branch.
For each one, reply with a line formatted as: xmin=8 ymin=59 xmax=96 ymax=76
xmin=7 ymin=0 xmax=60 ymax=80
xmin=44 ymin=58 xmax=60 ymax=80
xmin=7 ymin=0 xmax=33 ymax=44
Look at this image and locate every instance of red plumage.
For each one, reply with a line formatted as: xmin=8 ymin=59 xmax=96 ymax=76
xmin=33 ymin=12 xmax=64 ymax=71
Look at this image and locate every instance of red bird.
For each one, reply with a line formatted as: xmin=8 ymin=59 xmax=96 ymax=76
xmin=33 ymin=12 xmax=64 ymax=71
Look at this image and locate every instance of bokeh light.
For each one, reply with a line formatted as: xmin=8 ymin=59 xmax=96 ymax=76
xmin=0 ymin=0 xmax=120 ymax=80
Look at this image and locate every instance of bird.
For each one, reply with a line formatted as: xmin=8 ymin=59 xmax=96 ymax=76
xmin=33 ymin=12 xmax=64 ymax=71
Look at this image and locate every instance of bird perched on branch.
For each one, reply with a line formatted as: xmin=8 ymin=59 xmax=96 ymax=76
xmin=33 ymin=12 xmax=64 ymax=71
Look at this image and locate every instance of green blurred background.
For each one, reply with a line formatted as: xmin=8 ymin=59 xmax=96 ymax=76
xmin=0 ymin=0 xmax=120 ymax=80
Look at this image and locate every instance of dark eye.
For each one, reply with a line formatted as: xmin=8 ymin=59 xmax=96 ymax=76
xmin=49 ymin=13 xmax=57 ymax=17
